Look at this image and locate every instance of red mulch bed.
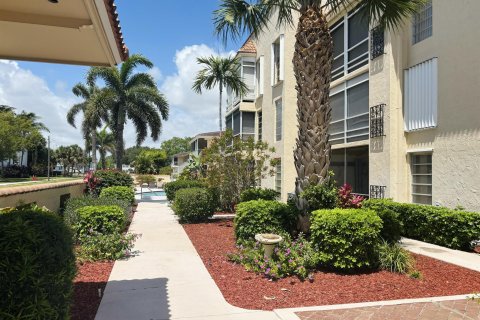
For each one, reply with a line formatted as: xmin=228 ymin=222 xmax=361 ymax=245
xmin=70 ymin=261 xmax=114 ymax=320
xmin=183 ymin=220 xmax=480 ymax=310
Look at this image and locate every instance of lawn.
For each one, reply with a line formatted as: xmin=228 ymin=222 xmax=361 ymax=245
xmin=183 ymin=220 xmax=480 ymax=310
xmin=0 ymin=177 xmax=83 ymax=189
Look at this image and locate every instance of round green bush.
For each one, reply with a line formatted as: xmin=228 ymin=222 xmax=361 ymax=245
xmin=234 ymin=200 xmax=296 ymax=243
xmin=72 ymin=205 xmax=126 ymax=241
xmin=240 ymin=188 xmax=279 ymax=202
xmin=300 ymin=182 xmax=338 ymax=212
xmin=95 ymin=170 xmax=133 ymax=193
xmin=310 ymin=208 xmax=383 ymax=271
xmin=0 ymin=208 xmax=76 ymax=319
xmin=164 ymin=180 xmax=205 ymax=201
xmin=172 ymin=187 xmax=214 ymax=223
xmin=100 ymin=186 xmax=135 ymax=205
xmin=63 ymin=196 xmax=129 ymax=233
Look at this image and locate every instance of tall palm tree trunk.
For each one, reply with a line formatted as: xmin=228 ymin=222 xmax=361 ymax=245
xmin=100 ymin=150 xmax=106 ymax=169
xmin=293 ymin=5 xmax=333 ymax=230
xmin=115 ymin=126 xmax=124 ymax=171
xmin=219 ymin=81 xmax=223 ymax=132
xmin=91 ymin=131 xmax=97 ymax=171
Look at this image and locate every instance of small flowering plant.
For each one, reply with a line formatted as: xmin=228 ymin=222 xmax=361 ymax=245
xmin=84 ymin=170 xmax=99 ymax=196
xmin=228 ymin=234 xmax=319 ymax=280
xmin=338 ymin=183 xmax=364 ymax=208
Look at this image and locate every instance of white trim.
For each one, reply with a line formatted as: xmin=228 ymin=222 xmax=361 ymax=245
xmin=274 ymin=96 xmax=283 ymax=141
xmin=279 ymin=34 xmax=285 ymax=81
xmin=91 ymin=0 xmax=122 ymax=65
xmin=270 ymin=44 xmax=275 ymax=86
xmin=406 ymin=148 xmax=434 ymax=153
xmin=259 ymin=55 xmax=264 ymax=95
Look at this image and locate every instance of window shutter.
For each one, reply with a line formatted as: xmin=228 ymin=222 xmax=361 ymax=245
xmin=259 ymin=56 xmax=264 ymax=95
xmin=279 ymin=34 xmax=285 ymax=81
xmin=404 ymin=58 xmax=438 ymax=131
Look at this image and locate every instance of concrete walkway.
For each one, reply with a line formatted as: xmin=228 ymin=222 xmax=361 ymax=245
xmin=95 ymin=201 xmax=279 ymax=320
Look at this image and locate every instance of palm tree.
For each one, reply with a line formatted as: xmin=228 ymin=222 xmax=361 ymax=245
xmin=192 ymin=55 xmax=248 ymax=132
xmin=67 ymin=83 xmax=109 ymax=171
xmin=87 ymin=54 xmax=169 ymax=170
xmin=214 ymin=0 xmax=425 ymax=216
xmin=96 ymin=126 xmax=115 ymax=169
xmin=17 ymin=111 xmax=49 ymax=166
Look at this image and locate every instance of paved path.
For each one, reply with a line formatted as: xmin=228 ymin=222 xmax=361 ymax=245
xmin=95 ymin=201 xmax=279 ymax=320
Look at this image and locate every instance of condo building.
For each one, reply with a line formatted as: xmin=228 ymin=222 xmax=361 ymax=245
xmin=225 ymin=0 xmax=480 ymax=211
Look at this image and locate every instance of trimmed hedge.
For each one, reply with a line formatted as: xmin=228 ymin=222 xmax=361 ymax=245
xmin=234 ymin=200 xmax=296 ymax=243
xmin=100 ymin=186 xmax=135 ymax=205
xmin=240 ymin=188 xmax=279 ymax=202
xmin=0 ymin=208 xmax=76 ymax=319
xmin=172 ymin=187 xmax=214 ymax=223
xmin=95 ymin=170 xmax=133 ymax=193
xmin=310 ymin=208 xmax=383 ymax=271
xmin=363 ymin=199 xmax=480 ymax=250
xmin=73 ymin=205 xmax=126 ymax=241
xmin=64 ymin=196 xmax=129 ymax=232
xmin=164 ymin=180 xmax=205 ymax=201
xmin=300 ymin=182 xmax=338 ymax=212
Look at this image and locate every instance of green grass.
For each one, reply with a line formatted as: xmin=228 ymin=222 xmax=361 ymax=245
xmin=0 ymin=177 xmax=83 ymax=189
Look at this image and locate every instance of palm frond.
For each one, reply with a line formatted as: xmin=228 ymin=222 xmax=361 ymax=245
xmin=120 ymin=54 xmax=154 ymax=84
xmin=87 ymin=67 xmax=122 ymax=93
xmin=361 ymin=0 xmax=427 ymax=30
xmin=66 ymin=103 xmax=86 ymax=128
xmin=126 ymin=73 xmax=157 ymax=90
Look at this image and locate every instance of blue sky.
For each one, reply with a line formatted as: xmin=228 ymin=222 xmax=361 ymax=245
xmin=2 ymin=0 xmax=247 ymax=148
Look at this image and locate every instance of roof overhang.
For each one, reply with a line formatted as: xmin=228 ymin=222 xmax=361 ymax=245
xmin=0 ymin=0 xmax=128 ymax=66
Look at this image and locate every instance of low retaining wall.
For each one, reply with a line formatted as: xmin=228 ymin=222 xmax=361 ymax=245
xmin=0 ymin=180 xmax=86 ymax=212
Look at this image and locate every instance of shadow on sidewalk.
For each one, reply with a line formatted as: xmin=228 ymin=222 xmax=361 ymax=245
xmin=94 ymin=277 xmax=171 ymax=320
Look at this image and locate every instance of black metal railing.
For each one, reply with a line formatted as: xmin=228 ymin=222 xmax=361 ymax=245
xmin=370 ymin=185 xmax=386 ymax=199
xmin=370 ymin=104 xmax=386 ymax=138
xmin=370 ymin=26 xmax=385 ymax=60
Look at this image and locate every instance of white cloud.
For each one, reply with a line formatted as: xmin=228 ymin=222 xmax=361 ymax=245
xmin=0 ymin=44 xmax=235 ymax=150
xmin=0 ymin=60 xmax=82 ymax=148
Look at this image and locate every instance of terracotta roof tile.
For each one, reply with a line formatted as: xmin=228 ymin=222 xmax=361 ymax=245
xmin=103 ymin=0 xmax=129 ymax=61
xmin=238 ymin=36 xmax=256 ymax=54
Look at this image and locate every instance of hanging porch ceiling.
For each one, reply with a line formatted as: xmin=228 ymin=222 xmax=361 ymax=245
xmin=0 ymin=0 xmax=128 ymax=66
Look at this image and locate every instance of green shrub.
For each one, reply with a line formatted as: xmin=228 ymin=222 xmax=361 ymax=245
xmin=164 ymin=179 xmax=205 ymax=201
xmin=77 ymin=232 xmax=138 ymax=262
xmin=378 ymin=241 xmax=413 ymax=274
xmin=228 ymin=234 xmax=319 ymax=280
xmin=100 ymin=186 xmax=135 ymax=205
xmin=234 ymin=200 xmax=297 ymax=243
xmin=64 ymin=196 xmax=129 ymax=231
xmin=0 ymin=208 xmax=76 ymax=319
xmin=136 ymin=174 xmax=156 ymax=185
xmin=95 ymin=170 xmax=133 ymax=193
xmin=72 ymin=205 xmax=126 ymax=241
xmin=172 ymin=188 xmax=214 ymax=223
xmin=159 ymin=166 xmax=173 ymax=175
xmin=363 ymin=199 xmax=480 ymax=250
xmin=240 ymin=188 xmax=280 ymax=202
xmin=361 ymin=201 xmax=403 ymax=243
xmin=300 ymin=182 xmax=338 ymax=212
xmin=310 ymin=208 xmax=383 ymax=271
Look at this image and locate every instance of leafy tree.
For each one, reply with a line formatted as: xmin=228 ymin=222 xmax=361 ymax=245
xmin=134 ymin=149 xmax=168 ymax=174
xmin=67 ymin=83 xmax=110 ymax=170
xmin=214 ymin=0 xmax=425 ymax=226
xmin=201 ymin=129 xmax=278 ymax=211
xmin=160 ymin=136 xmax=191 ymax=163
xmin=54 ymin=145 xmax=85 ymax=176
xmin=192 ymin=56 xmax=248 ymax=132
xmin=87 ymin=54 xmax=169 ymax=170
xmin=0 ymin=111 xmax=18 ymax=167
xmin=123 ymin=146 xmax=151 ymax=165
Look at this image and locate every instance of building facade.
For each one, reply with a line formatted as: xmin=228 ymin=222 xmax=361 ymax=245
xmin=227 ymin=0 xmax=480 ymax=211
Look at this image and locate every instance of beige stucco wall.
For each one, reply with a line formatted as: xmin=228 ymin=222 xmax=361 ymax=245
xmin=0 ymin=181 xmax=86 ymax=212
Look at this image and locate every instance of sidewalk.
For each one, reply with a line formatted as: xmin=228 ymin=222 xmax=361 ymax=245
xmin=95 ymin=201 xmax=279 ymax=320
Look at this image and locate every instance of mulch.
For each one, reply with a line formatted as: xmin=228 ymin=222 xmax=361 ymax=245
xmin=70 ymin=261 xmax=114 ymax=320
xmin=183 ymin=220 xmax=480 ymax=310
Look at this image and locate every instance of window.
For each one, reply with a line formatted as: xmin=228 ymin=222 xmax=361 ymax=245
xmin=411 ymin=153 xmax=432 ymax=205
xmin=275 ymin=98 xmax=282 ymax=141
xmin=331 ymin=7 xmax=369 ymax=81
xmin=257 ymin=111 xmax=263 ymax=141
xmin=271 ymin=35 xmax=284 ymax=85
xmin=242 ymin=112 xmax=255 ymax=140
xmin=329 ymin=73 xmax=369 ymax=144
xmin=256 ymin=56 xmax=264 ymax=96
xmin=404 ymin=58 xmax=437 ymax=132
xmin=412 ymin=0 xmax=432 ymax=44
xmin=275 ymin=160 xmax=282 ymax=194
xmin=233 ymin=110 xmax=241 ymax=136
xmin=330 ymin=146 xmax=369 ymax=195
xmin=242 ymin=60 xmax=256 ymax=101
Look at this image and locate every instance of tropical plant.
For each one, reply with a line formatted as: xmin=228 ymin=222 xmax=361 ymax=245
xmin=192 ymin=55 xmax=248 ymax=132
xmin=378 ymin=241 xmax=414 ymax=274
xmin=201 ymin=130 xmax=277 ymax=211
xmin=87 ymin=54 xmax=169 ymax=170
xmin=134 ymin=149 xmax=168 ymax=174
xmin=96 ymin=126 xmax=116 ymax=169
xmin=160 ymin=136 xmax=192 ymax=163
xmin=54 ymin=145 xmax=85 ymax=176
xmin=67 ymin=83 xmax=110 ymax=170
xmin=214 ymin=0 xmax=426 ymax=228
